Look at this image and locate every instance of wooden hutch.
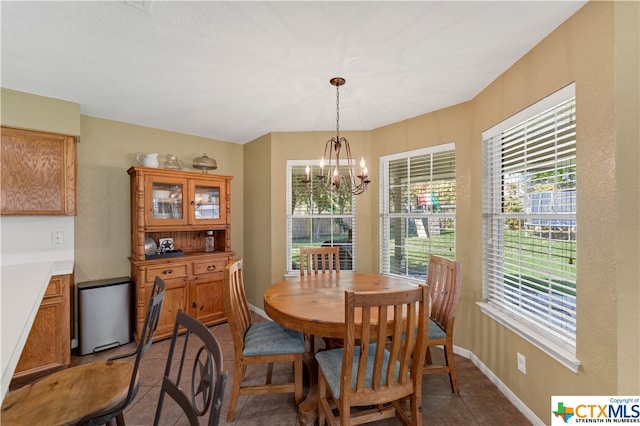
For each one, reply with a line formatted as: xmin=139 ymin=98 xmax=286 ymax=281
xmin=128 ymin=166 xmax=233 ymax=341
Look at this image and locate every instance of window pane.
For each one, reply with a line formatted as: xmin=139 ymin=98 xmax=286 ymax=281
xmin=381 ymin=144 xmax=457 ymax=280
xmin=291 ymin=164 xmax=354 ymax=215
xmin=288 ymin=161 xmax=355 ymax=272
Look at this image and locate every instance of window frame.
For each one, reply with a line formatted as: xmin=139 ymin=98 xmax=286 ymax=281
xmin=379 ymin=143 xmax=457 ymax=281
xmin=479 ymin=83 xmax=580 ymax=372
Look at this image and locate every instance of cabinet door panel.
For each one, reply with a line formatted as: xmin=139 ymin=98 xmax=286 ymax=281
xmin=144 ymin=175 xmax=188 ymax=226
xmin=189 ymin=178 xmax=228 ymax=226
xmin=14 ymin=300 xmax=64 ymax=375
xmin=155 ymin=279 xmax=189 ymax=340
xmin=13 ymin=275 xmax=70 ymax=380
xmin=191 ymin=278 xmax=225 ymax=325
xmin=1 ymin=127 xmax=77 ymax=215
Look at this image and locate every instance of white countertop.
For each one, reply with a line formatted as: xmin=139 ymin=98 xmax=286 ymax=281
xmin=0 ymin=259 xmax=74 ymax=402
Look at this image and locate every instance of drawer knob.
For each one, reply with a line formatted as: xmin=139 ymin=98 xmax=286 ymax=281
xmin=192 ymin=301 xmax=197 ymax=308
xmin=207 ymin=265 xmax=216 ymax=271
xmin=162 ymin=269 xmax=173 ymax=275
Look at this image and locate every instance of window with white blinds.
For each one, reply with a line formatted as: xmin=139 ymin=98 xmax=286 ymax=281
xmin=286 ymin=160 xmax=355 ymax=273
xmin=380 ymin=144 xmax=456 ymax=280
xmin=482 ymin=84 xmax=578 ymax=364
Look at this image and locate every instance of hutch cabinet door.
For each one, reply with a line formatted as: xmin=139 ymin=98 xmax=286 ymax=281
xmin=188 ymin=178 xmax=228 ymax=226
xmin=144 ymin=175 xmax=188 ymax=226
xmin=153 ymin=278 xmax=189 ymax=340
xmin=190 ymin=277 xmax=225 ymax=325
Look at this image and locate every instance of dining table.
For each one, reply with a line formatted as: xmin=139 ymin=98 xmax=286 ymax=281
xmin=263 ymin=272 xmax=420 ymax=425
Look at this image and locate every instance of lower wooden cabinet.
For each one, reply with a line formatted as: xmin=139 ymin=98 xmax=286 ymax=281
xmin=131 ymin=253 xmax=232 ymax=341
xmin=12 ymin=274 xmax=71 ymax=383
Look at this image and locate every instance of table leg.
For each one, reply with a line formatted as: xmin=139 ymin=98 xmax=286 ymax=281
xmin=298 ymin=350 xmax=318 ymax=425
xmin=299 ymin=334 xmax=331 ymax=425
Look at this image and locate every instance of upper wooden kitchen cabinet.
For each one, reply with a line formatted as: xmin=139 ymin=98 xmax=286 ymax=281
xmin=128 ymin=167 xmax=233 ymax=341
xmin=0 ymin=126 xmax=77 ymax=215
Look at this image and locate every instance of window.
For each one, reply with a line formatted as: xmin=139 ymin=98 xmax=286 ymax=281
xmin=481 ymin=83 xmax=578 ymax=371
xmin=380 ymin=144 xmax=456 ymax=280
xmin=287 ymin=160 xmax=355 ymax=273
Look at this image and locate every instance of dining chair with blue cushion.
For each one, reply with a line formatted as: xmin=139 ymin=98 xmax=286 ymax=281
xmin=316 ymin=286 xmax=430 ymax=425
xmin=223 ymin=259 xmax=305 ymax=422
xmin=423 ymin=254 xmax=462 ymax=394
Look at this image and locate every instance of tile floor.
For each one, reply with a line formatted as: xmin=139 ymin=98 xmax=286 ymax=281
xmin=69 ymin=313 xmax=532 ymax=425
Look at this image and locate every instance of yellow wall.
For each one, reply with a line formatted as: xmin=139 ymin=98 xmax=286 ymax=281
xmin=242 ymin=133 xmax=271 ymax=304
xmin=1 ymin=88 xmax=80 ymax=135
xmin=75 ymin=116 xmax=244 ymax=283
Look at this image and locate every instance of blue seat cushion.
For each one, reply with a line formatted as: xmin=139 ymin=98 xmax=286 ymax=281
xmin=315 ymin=344 xmax=400 ymax=399
xmin=400 ymin=318 xmax=446 ymax=341
xmin=243 ymin=321 xmax=305 ymax=356
xmin=429 ymin=318 xmax=447 ymax=339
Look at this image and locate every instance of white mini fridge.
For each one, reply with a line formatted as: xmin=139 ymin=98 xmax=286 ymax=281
xmin=78 ymin=276 xmax=131 ymax=355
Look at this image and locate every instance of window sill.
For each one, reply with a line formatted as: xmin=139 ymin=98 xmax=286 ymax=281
xmin=477 ymin=302 xmax=581 ymax=373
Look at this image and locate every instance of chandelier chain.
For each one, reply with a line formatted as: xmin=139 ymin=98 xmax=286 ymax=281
xmin=335 ymin=83 xmax=340 ymax=140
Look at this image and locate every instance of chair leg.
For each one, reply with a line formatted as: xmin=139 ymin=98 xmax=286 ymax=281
xmin=266 ymin=362 xmax=274 ymax=384
xmin=425 ymin=345 xmax=433 ymax=365
xmin=114 ymin=412 xmax=126 ymax=426
xmin=443 ymin=344 xmax=459 ymax=394
xmin=318 ymin=369 xmax=327 ymax=426
xmin=227 ymin=363 xmax=244 ymax=421
xmin=294 ymin=357 xmax=303 ymax=404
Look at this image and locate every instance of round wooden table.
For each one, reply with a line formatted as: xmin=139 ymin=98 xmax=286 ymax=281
xmin=264 ymin=272 xmax=419 ymax=425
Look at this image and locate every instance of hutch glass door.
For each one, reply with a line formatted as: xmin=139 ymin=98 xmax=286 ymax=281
xmin=191 ymin=179 xmax=226 ymax=225
xmin=146 ymin=176 xmax=187 ymax=225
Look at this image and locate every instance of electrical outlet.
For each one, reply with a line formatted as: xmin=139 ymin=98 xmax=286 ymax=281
xmin=51 ymin=231 xmax=64 ymax=246
xmin=517 ymin=352 xmax=526 ymax=374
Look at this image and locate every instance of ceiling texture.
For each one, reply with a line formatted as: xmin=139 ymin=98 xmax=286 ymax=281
xmin=1 ymin=1 xmax=586 ymax=144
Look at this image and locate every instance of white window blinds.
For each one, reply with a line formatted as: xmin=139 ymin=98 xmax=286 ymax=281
xmin=483 ymin=90 xmax=577 ymax=353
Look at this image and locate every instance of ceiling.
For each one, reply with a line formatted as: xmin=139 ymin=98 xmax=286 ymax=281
xmin=1 ymin=1 xmax=586 ymax=144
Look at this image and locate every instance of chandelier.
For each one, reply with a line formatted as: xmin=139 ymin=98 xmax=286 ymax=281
xmin=304 ymin=77 xmax=370 ymax=196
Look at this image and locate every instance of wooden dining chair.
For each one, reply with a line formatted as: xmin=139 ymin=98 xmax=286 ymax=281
xmin=223 ymin=259 xmax=305 ymax=422
xmin=299 ymin=246 xmax=342 ymax=351
xmin=299 ymin=246 xmax=340 ymax=275
xmin=315 ymin=286 xmax=430 ymax=426
xmin=154 ymin=309 xmax=226 ymax=426
xmin=423 ymin=254 xmax=462 ymax=394
xmin=1 ymin=276 xmax=166 ymax=426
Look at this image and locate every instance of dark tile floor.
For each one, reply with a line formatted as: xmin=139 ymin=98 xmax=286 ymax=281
xmin=70 ymin=313 xmax=532 ymax=425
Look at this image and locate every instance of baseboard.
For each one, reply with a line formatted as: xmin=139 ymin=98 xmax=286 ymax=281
xmin=249 ymin=303 xmax=267 ymax=320
xmin=250 ymin=304 xmax=544 ymax=425
xmin=453 ymin=345 xmax=545 ymax=426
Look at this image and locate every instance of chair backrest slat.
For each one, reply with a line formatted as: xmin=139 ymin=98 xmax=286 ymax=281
xmin=299 ymin=246 xmax=340 ymax=275
xmin=426 ymin=255 xmax=461 ymax=334
xmin=224 ymin=260 xmax=252 ymax=354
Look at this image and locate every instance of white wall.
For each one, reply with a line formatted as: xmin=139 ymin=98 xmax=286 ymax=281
xmin=0 ymin=216 xmax=74 ymax=266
